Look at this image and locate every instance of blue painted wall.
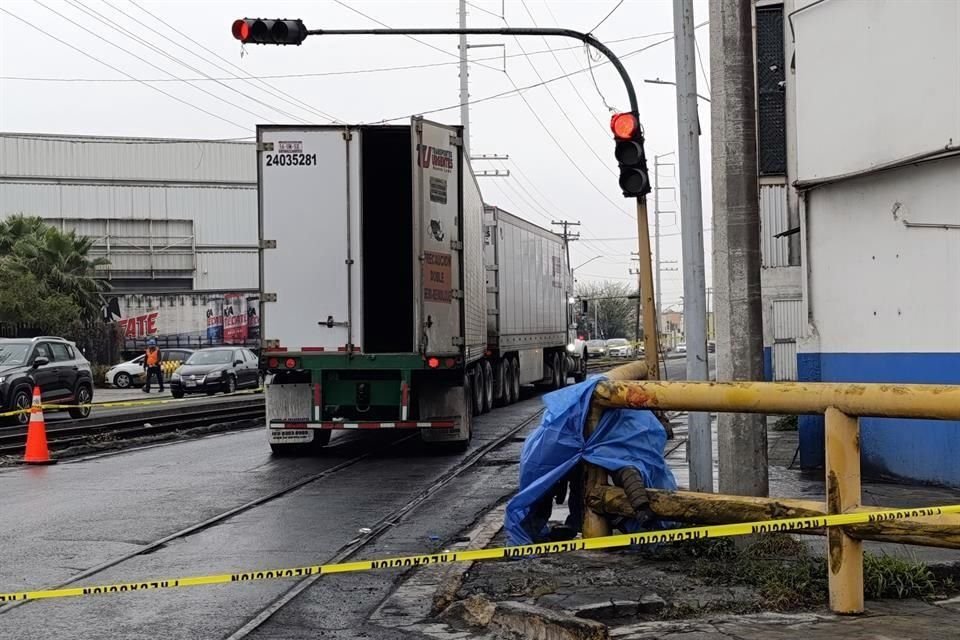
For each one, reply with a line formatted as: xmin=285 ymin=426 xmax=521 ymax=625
xmin=763 ymin=347 xmax=773 ymax=381
xmin=797 ymin=352 xmax=960 ymax=486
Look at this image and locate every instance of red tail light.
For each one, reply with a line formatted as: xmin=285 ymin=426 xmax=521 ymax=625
xmin=445 ymin=358 xmax=457 ymax=368
xmin=267 ymin=357 xmax=279 ymax=368
xmin=427 ymin=357 xmax=440 ymax=369
xmin=285 ymin=357 xmax=297 ymax=369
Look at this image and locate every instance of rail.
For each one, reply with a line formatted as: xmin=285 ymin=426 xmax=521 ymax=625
xmin=584 ymin=374 xmax=960 ymax=614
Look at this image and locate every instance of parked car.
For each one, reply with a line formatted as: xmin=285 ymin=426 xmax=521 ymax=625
xmin=170 ymin=347 xmax=262 ymax=398
xmin=105 ymin=349 xmax=194 ymax=389
xmin=586 ymin=340 xmax=607 ymax=357
xmin=0 ymin=337 xmax=94 ymax=425
xmin=605 ymin=338 xmax=635 ymax=358
xmin=675 ymin=342 xmax=687 ymax=354
xmin=707 ymin=341 xmax=716 ymax=353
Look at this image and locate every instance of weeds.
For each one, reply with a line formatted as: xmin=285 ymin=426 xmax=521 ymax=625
xmin=772 ymin=415 xmax=799 ymax=431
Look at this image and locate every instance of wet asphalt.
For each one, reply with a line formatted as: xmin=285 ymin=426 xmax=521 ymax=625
xmin=0 ymin=361 xmax=703 ymax=639
xmin=0 ymin=391 xmax=544 ymax=640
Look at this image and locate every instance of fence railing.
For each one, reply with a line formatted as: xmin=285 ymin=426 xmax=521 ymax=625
xmin=584 ymin=372 xmax=960 ymax=614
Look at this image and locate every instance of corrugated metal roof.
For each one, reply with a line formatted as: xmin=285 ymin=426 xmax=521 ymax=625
xmin=0 ymin=133 xmax=255 ymax=184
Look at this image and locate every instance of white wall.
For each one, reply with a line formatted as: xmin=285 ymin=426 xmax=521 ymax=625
xmin=792 ymin=0 xmax=960 ymax=180
xmin=807 ymin=157 xmax=960 ymax=353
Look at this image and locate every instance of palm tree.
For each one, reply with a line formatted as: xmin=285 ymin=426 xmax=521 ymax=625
xmin=1 ymin=215 xmax=111 ymax=321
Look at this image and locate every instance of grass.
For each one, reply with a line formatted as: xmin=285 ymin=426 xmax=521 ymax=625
xmin=688 ymin=536 xmax=955 ymax=610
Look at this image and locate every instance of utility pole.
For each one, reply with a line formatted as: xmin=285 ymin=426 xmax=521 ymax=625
xmin=653 ymin=152 xmax=676 ymax=339
xmin=710 ymin=0 xmax=768 ymax=496
xmin=673 ymin=0 xmax=712 ymax=493
xmin=458 ymin=0 xmax=470 ymax=156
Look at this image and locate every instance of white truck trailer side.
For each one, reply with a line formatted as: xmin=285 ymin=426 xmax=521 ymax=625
xmin=483 ymin=205 xmax=587 ymax=406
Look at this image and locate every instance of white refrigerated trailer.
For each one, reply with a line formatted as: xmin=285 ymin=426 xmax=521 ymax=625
xmin=482 ymin=205 xmax=588 ymax=407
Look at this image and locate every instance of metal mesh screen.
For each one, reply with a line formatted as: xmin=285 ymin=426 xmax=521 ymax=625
xmin=757 ymin=6 xmax=787 ymax=175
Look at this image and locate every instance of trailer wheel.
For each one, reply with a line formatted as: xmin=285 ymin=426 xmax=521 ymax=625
xmin=558 ymin=353 xmax=568 ymax=388
xmin=573 ymin=353 xmax=588 ymax=383
xmin=550 ymin=353 xmax=563 ymax=391
xmin=470 ymin=364 xmax=484 ymax=416
xmin=481 ymin=359 xmax=494 ymax=413
xmin=494 ymin=358 xmax=509 ymax=407
xmin=509 ymin=356 xmax=521 ymax=403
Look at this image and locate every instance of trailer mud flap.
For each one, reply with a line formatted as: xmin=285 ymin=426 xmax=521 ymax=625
xmin=418 ymin=383 xmax=472 ymax=443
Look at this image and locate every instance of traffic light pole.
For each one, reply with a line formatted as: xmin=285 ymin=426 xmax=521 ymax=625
xmin=635 ymin=197 xmax=660 ymax=379
xmin=303 ymin=26 xmax=640 ymax=117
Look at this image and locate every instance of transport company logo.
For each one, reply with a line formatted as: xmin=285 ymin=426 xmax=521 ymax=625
xmin=417 ymin=144 xmax=454 ymax=172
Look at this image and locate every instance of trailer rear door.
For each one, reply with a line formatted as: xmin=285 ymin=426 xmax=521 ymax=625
xmin=259 ymin=126 xmax=361 ymax=352
xmin=412 ymin=118 xmax=462 ymax=357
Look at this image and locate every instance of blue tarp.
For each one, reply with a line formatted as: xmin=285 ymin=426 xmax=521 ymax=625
xmin=505 ymin=377 xmax=677 ymax=545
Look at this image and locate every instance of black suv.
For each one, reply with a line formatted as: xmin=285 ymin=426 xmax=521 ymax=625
xmin=0 ymin=337 xmax=94 ymax=425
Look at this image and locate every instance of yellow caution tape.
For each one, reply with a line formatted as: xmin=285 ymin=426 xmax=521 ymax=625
xmin=0 ymin=388 xmax=263 ymax=418
xmin=1 ymin=504 xmax=956 ymax=603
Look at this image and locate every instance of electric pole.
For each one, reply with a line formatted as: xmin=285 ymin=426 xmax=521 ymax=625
xmin=710 ymin=0 xmax=768 ymax=496
xmin=459 ymin=0 xmax=470 ymax=156
xmin=653 ymin=152 xmax=676 ymax=339
xmin=673 ymin=0 xmax=712 ymax=493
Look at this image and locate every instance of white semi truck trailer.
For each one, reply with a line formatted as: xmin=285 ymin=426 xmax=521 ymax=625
xmin=257 ymin=119 xmax=586 ymax=454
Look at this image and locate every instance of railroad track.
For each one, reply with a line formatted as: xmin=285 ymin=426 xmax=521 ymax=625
xmin=0 ymin=397 xmax=265 ymax=458
xmin=0 ymin=404 xmax=545 ymax=630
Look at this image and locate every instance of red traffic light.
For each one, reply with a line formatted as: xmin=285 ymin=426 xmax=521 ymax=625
xmin=232 ymin=19 xmax=251 ymax=42
xmin=231 ymin=18 xmax=308 ymax=45
xmin=610 ymin=112 xmax=639 ymax=140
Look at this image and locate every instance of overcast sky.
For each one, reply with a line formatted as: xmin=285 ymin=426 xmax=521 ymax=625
xmin=0 ymin=0 xmax=712 ymax=311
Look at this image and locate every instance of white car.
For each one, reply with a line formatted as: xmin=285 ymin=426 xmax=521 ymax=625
xmin=675 ymin=343 xmax=687 ymax=354
xmin=605 ymin=338 xmax=635 ymax=358
xmin=106 ymin=348 xmax=194 ymax=388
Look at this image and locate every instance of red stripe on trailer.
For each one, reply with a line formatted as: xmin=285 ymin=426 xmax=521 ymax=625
xmin=313 ymin=383 xmax=322 ymax=421
xmin=336 ymin=345 xmax=362 ymax=352
xmin=263 ymin=347 xmax=288 ymax=353
xmin=281 ymin=423 xmax=308 ymax=428
xmin=400 ymin=381 xmax=410 ymax=421
xmin=301 ymin=346 xmax=326 ymax=352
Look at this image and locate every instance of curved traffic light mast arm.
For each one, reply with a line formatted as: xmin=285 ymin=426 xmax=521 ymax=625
xmin=303 ymin=26 xmax=639 ymax=117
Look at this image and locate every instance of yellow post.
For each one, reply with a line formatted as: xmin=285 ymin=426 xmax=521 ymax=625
xmin=634 ymin=197 xmax=660 ymax=379
xmin=825 ymin=407 xmax=863 ymax=614
xmin=582 ymin=362 xmax=649 ymax=538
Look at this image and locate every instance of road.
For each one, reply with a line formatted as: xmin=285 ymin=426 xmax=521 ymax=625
xmin=0 ymin=392 xmax=545 ymax=639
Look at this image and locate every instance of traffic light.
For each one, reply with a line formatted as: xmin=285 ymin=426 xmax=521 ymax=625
xmin=232 ymin=19 xmax=308 ymax=45
xmin=610 ymin=112 xmax=650 ymax=197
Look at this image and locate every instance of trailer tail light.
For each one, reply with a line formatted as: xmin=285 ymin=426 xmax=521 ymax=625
xmin=267 ymin=357 xmax=279 ymax=369
xmin=285 ymin=357 xmax=298 ymax=369
xmin=445 ymin=358 xmax=457 ymax=368
xmin=427 ymin=357 xmax=440 ymax=369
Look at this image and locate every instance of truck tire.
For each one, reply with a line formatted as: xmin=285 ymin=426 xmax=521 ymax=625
xmin=509 ymin=356 xmax=521 ymax=403
xmin=550 ymin=353 xmax=563 ymax=391
xmin=494 ymin=358 xmax=508 ymax=407
xmin=481 ymin=359 xmax=494 ymax=414
xmin=558 ymin=353 xmax=568 ymax=388
xmin=471 ymin=364 xmax=484 ymax=416
xmin=573 ymin=353 xmax=588 ymax=383
xmin=270 ymin=430 xmax=331 ymax=456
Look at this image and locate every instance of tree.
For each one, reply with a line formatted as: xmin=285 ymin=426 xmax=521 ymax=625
xmin=575 ymin=281 xmax=639 ymax=340
xmin=0 ymin=214 xmax=110 ymax=323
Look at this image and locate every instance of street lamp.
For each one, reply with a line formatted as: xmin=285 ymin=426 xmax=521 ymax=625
xmin=644 ymin=78 xmax=711 ymax=103
xmin=573 ymin=256 xmax=604 ymax=272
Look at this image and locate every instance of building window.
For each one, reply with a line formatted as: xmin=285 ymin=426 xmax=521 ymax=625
xmin=756 ymin=5 xmax=786 ymax=175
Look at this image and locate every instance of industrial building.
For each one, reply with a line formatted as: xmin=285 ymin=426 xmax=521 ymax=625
xmin=0 ymin=133 xmax=259 ymax=348
xmin=776 ymin=0 xmax=960 ymax=485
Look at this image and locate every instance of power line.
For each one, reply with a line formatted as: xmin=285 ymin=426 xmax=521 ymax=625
xmin=537 ymin=1 xmax=617 ymax=135
xmin=372 ymin=22 xmax=709 ymax=125
xmin=41 ymin=0 xmax=276 ymax=126
xmin=504 ymin=13 xmax=616 ymax=178
xmin=589 ymin=0 xmax=626 ymax=33
xmin=332 ymin=0 xmax=502 ymax=73
xmin=62 ymin=0 xmax=305 ymax=125
xmin=465 ymin=1 xmax=502 ymax=20
xmin=126 ymin=0 xmax=341 ymax=123
xmin=0 ymin=5 xmax=248 ymax=133
xmin=694 ymin=35 xmax=711 ymax=94
xmin=0 ymin=33 xmax=672 ymax=83
xmin=503 ymin=72 xmax=632 ymax=220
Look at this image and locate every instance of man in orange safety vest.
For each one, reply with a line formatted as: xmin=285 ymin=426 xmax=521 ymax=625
xmin=143 ymin=338 xmax=164 ymax=393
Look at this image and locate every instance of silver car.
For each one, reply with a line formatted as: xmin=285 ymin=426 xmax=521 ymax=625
xmin=605 ymin=338 xmax=635 ymax=358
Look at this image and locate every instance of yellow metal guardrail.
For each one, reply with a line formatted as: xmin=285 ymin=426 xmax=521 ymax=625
xmin=586 ymin=376 xmax=960 ymax=614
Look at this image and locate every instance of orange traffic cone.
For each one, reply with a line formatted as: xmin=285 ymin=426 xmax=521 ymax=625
xmin=24 ymin=386 xmax=56 ymax=465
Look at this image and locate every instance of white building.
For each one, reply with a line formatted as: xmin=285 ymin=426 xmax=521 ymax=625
xmin=784 ymin=0 xmax=960 ymax=485
xmin=0 ymin=133 xmax=259 ymax=347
